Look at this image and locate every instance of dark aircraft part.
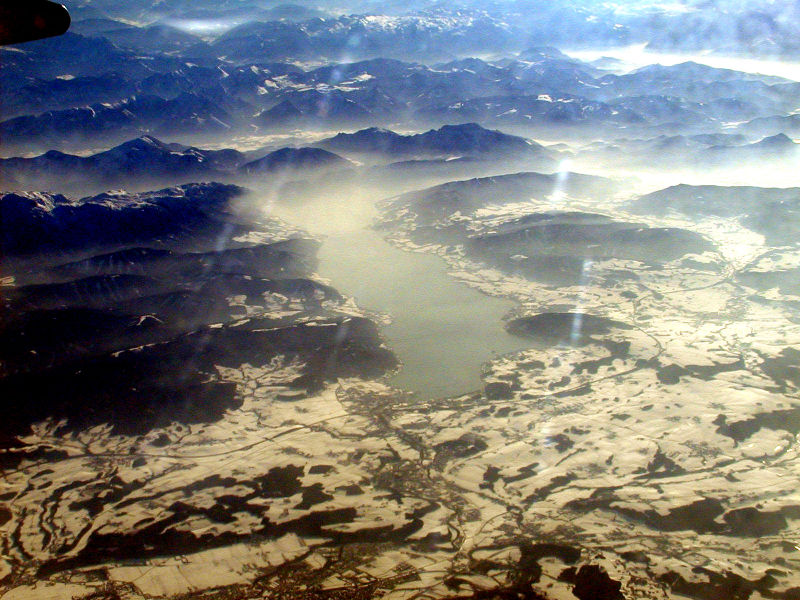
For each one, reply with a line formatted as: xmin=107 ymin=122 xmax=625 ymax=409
xmin=0 ymin=0 xmax=70 ymax=46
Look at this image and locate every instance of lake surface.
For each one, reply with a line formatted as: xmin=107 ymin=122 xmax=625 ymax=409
xmin=316 ymin=229 xmax=530 ymax=398
xmin=259 ymin=181 xmax=530 ymax=399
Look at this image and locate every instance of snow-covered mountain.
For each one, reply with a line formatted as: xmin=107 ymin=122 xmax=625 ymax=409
xmin=0 ymin=183 xmax=244 ymax=255
xmin=1 ymin=136 xmax=244 ymax=192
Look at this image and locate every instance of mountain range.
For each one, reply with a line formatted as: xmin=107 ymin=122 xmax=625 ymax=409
xmin=0 ymin=136 xmax=243 ymax=192
xmin=0 ymin=124 xmax=555 ymax=193
xmin=0 ymin=183 xmax=245 ymax=255
xmin=316 ymin=122 xmax=551 ymax=160
xmin=0 ymin=93 xmax=237 ymax=154
xmin=6 ymin=48 xmax=800 ymax=153
xmin=630 ymin=183 xmax=800 ymax=245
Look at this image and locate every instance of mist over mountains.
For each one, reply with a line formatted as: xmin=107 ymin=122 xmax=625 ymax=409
xmin=0 ymin=122 xmax=556 ymax=194
xmin=5 ymin=55 xmax=797 ymax=157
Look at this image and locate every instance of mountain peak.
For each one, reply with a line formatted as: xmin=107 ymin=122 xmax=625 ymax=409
xmin=130 ymin=135 xmax=167 ymax=148
xmin=757 ymin=132 xmax=795 ymax=147
xmin=436 ymin=122 xmax=486 ymax=133
xmin=351 ymin=126 xmax=399 ymax=137
xmin=257 ymin=100 xmax=305 ymax=123
xmin=317 ymin=122 xmax=544 ymax=159
xmin=421 ymin=123 xmax=537 ymax=153
xmin=104 ymin=136 xmax=172 ymax=155
xmin=239 ymin=147 xmax=350 ymax=174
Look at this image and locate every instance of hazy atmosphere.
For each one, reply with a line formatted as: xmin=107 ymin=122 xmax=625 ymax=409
xmin=1 ymin=1 xmax=800 ymax=599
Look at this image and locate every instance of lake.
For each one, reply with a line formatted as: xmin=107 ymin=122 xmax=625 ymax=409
xmin=317 ymin=228 xmax=529 ymax=398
